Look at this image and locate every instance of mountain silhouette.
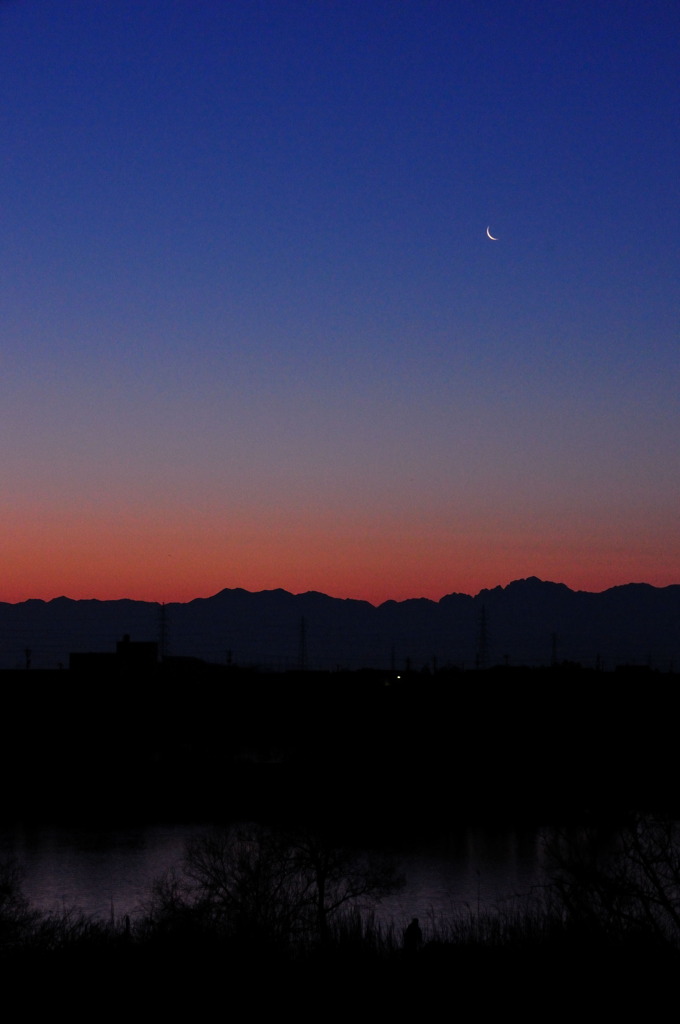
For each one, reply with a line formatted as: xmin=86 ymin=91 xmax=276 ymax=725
xmin=1 ymin=578 xmax=678 ymax=671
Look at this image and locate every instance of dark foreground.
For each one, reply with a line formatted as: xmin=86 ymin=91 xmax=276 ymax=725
xmin=3 ymin=662 xmax=679 ymax=1012
xmin=3 ymin=663 xmax=679 ymax=829
xmin=3 ymin=937 xmax=677 ymax=1016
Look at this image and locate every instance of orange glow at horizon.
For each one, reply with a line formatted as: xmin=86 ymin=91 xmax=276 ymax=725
xmin=3 ymin=506 xmax=678 ymax=606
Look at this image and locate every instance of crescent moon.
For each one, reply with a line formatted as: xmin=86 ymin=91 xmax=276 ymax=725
xmin=486 ymin=226 xmax=498 ymax=240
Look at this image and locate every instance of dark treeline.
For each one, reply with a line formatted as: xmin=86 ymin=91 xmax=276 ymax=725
xmin=2 ymin=662 xmax=678 ymax=829
xmin=2 ymin=815 xmax=680 ymax=1009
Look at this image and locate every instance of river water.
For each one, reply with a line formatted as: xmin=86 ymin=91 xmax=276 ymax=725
xmin=0 ymin=821 xmax=550 ymax=934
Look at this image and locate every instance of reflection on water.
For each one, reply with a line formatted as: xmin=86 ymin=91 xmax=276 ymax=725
xmin=0 ymin=823 xmax=548 ymax=928
xmin=379 ymin=827 xmax=548 ymax=932
xmin=0 ymin=823 xmax=202 ymax=919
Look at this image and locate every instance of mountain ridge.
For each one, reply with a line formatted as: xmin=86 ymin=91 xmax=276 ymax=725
xmin=1 ymin=578 xmax=679 ymax=671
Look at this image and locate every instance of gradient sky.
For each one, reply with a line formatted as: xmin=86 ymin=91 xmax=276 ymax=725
xmin=2 ymin=0 xmax=678 ymax=605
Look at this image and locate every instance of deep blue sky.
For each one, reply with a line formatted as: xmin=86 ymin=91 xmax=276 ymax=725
xmin=2 ymin=1 xmax=678 ymax=603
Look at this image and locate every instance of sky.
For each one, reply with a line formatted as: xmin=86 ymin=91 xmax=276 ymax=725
xmin=2 ymin=0 xmax=678 ymax=605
